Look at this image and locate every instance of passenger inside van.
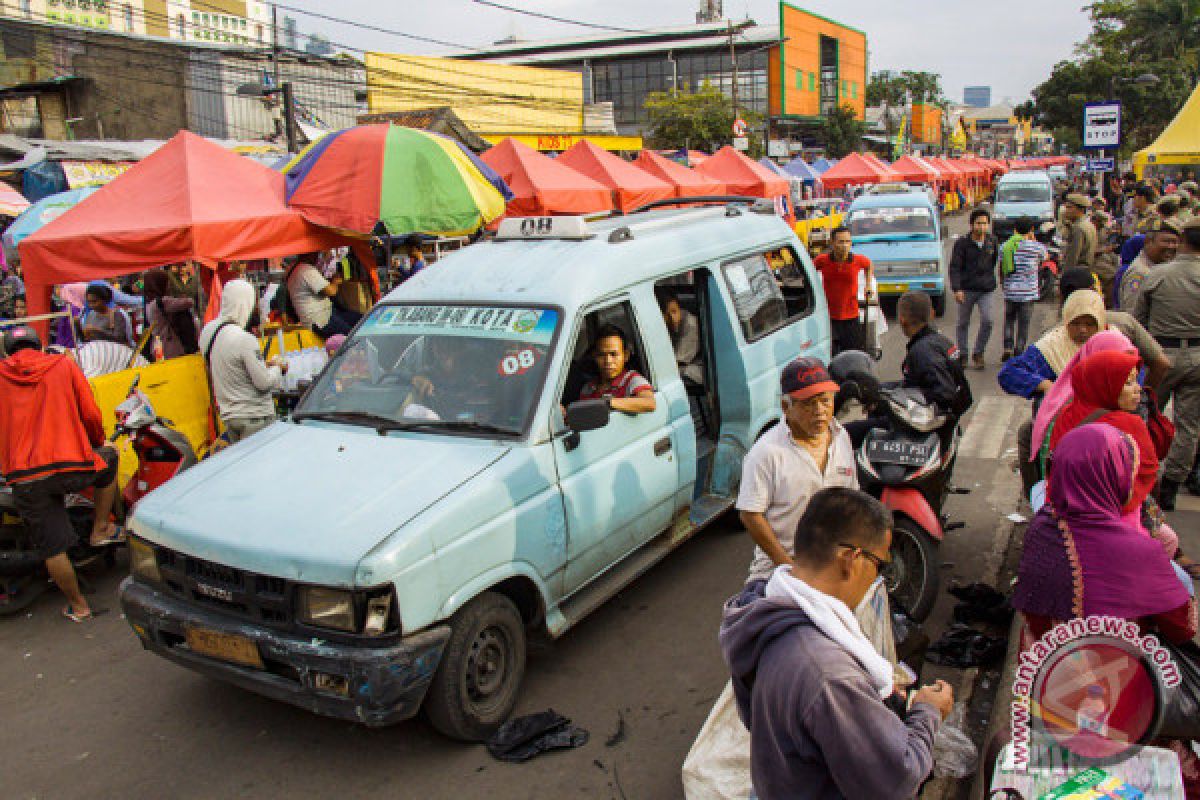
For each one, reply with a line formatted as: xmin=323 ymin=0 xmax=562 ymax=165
xmin=656 ymin=288 xmax=704 ymax=387
xmin=577 ymin=324 xmax=656 ymax=414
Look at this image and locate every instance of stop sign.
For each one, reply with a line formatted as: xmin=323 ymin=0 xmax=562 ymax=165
xmin=732 ymin=118 xmax=747 ymax=137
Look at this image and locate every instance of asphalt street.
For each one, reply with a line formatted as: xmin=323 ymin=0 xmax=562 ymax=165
xmin=1 ymin=216 xmax=1062 ymax=800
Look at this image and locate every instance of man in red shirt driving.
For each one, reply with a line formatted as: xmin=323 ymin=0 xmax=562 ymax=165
xmin=813 ymin=227 xmax=875 ymax=356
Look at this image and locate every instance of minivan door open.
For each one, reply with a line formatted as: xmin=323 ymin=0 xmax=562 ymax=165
xmin=553 ymin=297 xmax=686 ymax=596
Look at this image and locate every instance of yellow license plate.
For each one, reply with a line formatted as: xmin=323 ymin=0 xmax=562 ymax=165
xmin=185 ymin=626 xmax=264 ymax=669
xmin=878 ymin=283 xmax=908 ymax=294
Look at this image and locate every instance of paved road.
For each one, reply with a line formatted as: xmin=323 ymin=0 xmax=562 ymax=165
xmin=2 ymin=216 xmax=1039 ymax=799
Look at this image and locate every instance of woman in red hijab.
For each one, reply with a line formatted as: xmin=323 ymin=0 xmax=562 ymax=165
xmin=1048 ymin=349 xmax=1188 ymax=563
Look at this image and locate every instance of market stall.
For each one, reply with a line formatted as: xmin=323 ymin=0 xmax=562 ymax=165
xmin=814 ymin=152 xmax=893 ymax=190
xmin=557 ymin=140 xmax=674 ymax=213
xmin=480 ymin=137 xmax=612 ymax=216
xmin=891 ymin=155 xmax=941 ymax=188
xmin=694 ymin=146 xmax=790 ymax=202
xmin=1133 ymin=81 xmax=1200 ymax=180
xmin=633 ymin=150 xmax=726 ymax=198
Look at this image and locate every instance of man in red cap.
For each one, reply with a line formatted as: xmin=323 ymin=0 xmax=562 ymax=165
xmin=736 ymin=356 xmax=858 ymax=591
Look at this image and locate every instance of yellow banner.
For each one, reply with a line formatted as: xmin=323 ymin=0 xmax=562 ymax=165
xmin=61 ymin=161 xmax=134 ymax=189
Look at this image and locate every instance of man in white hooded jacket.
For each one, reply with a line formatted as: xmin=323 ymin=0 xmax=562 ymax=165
xmin=198 ymin=279 xmax=286 ymax=443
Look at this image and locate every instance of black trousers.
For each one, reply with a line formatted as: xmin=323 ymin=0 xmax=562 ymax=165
xmin=831 ymin=318 xmax=865 ymax=356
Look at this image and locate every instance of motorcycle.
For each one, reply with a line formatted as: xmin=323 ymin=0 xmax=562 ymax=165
xmin=1037 ymin=222 xmax=1061 ymax=302
xmin=831 ymin=353 xmax=967 ymax=622
xmin=0 ymin=376 xmax=197 ymax=615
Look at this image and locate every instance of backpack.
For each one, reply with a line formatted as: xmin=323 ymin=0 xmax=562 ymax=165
xmin=946 ymin=352 xmax=974 ymax=417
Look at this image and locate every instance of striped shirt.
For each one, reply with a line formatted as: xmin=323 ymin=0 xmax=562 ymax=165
xmin=74 ymin=341 xmax=147 ymax=379
xmin=1002 ymin=239 xmax=1046 ymax=302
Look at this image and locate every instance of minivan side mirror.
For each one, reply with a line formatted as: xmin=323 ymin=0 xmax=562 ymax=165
xmin=566 ymin=398 xmax=610 ymax=433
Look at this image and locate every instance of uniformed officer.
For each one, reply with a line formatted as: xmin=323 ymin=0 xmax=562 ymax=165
xmin=1061 ymin=193 xmax=1098 ymax=270
xmin=1133 ymin=216 xmax=1200 ymax=509
xmin=1118 ymin=219 xmax=1181 ymax=312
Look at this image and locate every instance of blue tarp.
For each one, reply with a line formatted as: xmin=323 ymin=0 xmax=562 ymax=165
xmin=813 ymin=157 xmax=836 ymax=174
xmin=21 ymin=160 xmax=68 ymax=202
xmin=758 ymin=157 xmax=788 ymax=177
xmin=783 ymin=157 xmax=820 ymax=183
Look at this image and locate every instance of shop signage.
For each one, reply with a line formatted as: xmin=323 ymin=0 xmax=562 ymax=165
xmin=61 ymin=160 xmax=134 ymax=189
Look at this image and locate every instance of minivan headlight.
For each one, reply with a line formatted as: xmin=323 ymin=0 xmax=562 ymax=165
xmin=918 ymin=261 xmax=940 ymax=274
xmin=298 ymin=587 xmax=356 ymax=632
xmin=129 ymin=537 xmax=161 ymax=583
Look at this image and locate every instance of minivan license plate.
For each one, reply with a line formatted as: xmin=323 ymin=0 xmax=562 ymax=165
xmin=185 ymin=626 xmax=263 ymax=669
xmin=867 ymin=439 xmax=933 ymax=467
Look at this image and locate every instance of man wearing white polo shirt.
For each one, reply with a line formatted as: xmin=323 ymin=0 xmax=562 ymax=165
xmin=737 ymin=356 xmax=858 ymax=591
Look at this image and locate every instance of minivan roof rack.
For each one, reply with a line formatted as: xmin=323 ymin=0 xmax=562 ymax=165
xmin=630 ymin=195 xmax=766 ymax=214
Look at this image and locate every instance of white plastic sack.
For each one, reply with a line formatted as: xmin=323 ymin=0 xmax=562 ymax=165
xmin=681 ymin=681 xmax=754 ymax=800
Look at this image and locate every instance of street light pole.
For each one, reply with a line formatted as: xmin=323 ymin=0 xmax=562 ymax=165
xmin=281 ymin=81 xmax=298 ymax=154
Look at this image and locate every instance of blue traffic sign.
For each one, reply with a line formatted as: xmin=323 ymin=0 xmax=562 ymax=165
xmin=1085 ymin=157 xmax=1115 ymax=173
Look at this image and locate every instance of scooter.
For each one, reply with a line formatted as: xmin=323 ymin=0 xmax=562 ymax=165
xmin=1037 ymin=221 xmax=1061 ymax=302
xmin=831 ymin=352 xmax=967 ymax=622
xmin=0 ymin=376 xmax=198 ymax=615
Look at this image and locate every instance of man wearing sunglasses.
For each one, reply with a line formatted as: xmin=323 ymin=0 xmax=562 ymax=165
xmin=722 ymin=488 xmax=953 ymax=800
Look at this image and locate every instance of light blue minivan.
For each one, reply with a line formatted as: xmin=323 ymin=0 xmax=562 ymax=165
xmin=845 ymin=190 xmax=947 ymax=316
xmin=119 ymin=202 xmax=831 ymax=739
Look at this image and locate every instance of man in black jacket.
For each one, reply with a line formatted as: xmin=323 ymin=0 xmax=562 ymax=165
xmin=949 ymin=208 xmax=999 ymax=370
xmin=843 ymin=292 xmax=970 ymax=447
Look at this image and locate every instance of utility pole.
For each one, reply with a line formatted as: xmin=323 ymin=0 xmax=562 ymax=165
xmin=728 ymin=20 xmax=738 ymax=122
xmin=271 ymin=2 xmax=281 ymax=88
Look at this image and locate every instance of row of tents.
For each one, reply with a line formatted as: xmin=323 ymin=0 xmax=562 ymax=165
xmin=481 ymin=139 xmax=790 ymax=216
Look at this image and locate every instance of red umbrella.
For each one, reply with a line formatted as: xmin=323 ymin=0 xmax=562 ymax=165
xmin=480 ymin=138 xmax=612 ymax=216
xmin=557 ymin=140 xmax=674 ymax=213
xmin=634 ymin=150 xmax=726 ymax=197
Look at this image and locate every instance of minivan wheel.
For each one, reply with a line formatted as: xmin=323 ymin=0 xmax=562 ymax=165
xmin=423 ymin=591 xmax=526 ymax=742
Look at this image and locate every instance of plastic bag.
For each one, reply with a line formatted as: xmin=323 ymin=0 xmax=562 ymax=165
xmin=932 ymin=702 xmax=978 ymax=779
xmin=681 ymin=682 xmax=754 ymax=800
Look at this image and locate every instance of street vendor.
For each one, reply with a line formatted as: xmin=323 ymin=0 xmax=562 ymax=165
xmin=286 ymin=251 xmax=363 ymax=338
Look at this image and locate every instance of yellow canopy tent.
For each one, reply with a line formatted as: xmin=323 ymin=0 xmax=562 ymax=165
xmin=1134 ymin=81 xmax=1200 ymax=178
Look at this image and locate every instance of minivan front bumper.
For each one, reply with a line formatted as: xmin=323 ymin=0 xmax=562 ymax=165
xmin=120 ymin=577 xmax=451 ymax=727
xmin=875 ymin=276 xmax=945 ymax=296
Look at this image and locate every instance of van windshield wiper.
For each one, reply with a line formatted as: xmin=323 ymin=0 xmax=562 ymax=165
xmin=395 ymin=420 xmax=519 ymax=437
xmin=292 ymin=410 xmax=408 ymax=434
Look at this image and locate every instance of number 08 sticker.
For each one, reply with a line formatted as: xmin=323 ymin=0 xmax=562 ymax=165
xmin=499 ymin=349 xmax=538 ymax=376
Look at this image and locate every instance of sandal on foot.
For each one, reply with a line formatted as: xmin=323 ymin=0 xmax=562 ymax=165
xmin=62 ymin=607 xmax=107 ymax=623
xmin=90 ymin=527 xmax=126 ymax=547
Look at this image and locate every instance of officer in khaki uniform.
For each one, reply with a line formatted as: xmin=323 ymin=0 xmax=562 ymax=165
xmin=1061 ymin=193 xmax=1098 ymax=270
xmin=1133 ymin=216 xmax=1200 ymax=509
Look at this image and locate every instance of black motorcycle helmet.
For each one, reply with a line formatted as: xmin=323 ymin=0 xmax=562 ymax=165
xmin=1 ymin=325 xmax=41 ymax=357
xmin=829 ymin=350 xmax=882 ymax=415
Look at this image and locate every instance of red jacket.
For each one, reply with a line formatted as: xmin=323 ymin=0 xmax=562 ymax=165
xmin=0 ymin=350 xmax=106 ymax=484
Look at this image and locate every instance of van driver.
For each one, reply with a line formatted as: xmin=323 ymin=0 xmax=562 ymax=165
xmin=577 ymin=324 xmax=656 ymax=415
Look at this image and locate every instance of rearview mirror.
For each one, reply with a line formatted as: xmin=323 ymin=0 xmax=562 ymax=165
xmin=566 ymin=399 xmax=610 ymax=433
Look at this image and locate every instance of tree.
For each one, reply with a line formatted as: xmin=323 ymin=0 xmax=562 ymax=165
xmin=821 ymin=104 xmax=864 ymax=158
xmin=1024 ymin=0 xmax=1199 ymax=154
xmin=866 ymin=70 xmax=907 ymax=107
xmin=643 ymin=81 xmax=763 ymax=154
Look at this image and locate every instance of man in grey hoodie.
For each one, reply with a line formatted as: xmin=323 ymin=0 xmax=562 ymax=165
xmin=198 ymin=279 xmax=287 ymax=443
xmin=720 ymin=488 xmax=953 ymax=800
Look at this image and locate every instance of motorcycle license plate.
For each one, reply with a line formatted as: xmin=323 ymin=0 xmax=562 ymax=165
xmin=184 ymin=626 xmax=263 ymax=670
xmin=867 ymin=438 xmax=933 ymax=467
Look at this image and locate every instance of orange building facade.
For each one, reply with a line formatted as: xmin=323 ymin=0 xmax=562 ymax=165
xmin=911 ymin=103 xmax=944 ymax=145
xmin=768 ymin=2 xmax=867 ymax=121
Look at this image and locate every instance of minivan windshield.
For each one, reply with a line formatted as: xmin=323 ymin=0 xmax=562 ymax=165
xmin=996 ymin=184 xmax=1051 ymax=204
xmin=847 ymin=206 xmax=936 ymax=240
xmin=296 ymin=304 xmax=560 ymax=437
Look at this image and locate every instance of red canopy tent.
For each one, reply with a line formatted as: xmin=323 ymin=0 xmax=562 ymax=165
xmin=861 ymin=152 xmax=903 ymax=182
xmin=480 ymin=137 xmax=612 ymax=216
xmin=927 ymin=157 xmax=966 ymax=189
xmin=694 ymin=146 xmax=790 ymax=198
xmin=684 ymin=150 xmax=710 ymax=168
xmin=557 ymin=140 xmax=673 ymax=213
xmin=19 ymin=131 xmax=366 ymax=334
xmin=634 ymin=150 xmax=726 ymax=198
xmin=891 ymin=155 xmax=940 ymax=186
xmin=813 ymin=152 xmax=893 ymax=190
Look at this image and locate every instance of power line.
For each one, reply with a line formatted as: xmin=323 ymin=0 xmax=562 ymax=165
xmin=262 ymin=0 xmax=480 ymax=52
xmin=469 ymin=0 xmax=651 ymax=34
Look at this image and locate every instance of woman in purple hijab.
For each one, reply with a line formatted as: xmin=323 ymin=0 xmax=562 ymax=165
xmin=1013 ymin=423 xmax=1196 ymax=644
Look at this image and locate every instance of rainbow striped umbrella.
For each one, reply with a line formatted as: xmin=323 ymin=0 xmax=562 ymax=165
xmin=0 ymin=182 xmax=30 ymax=217
xmin=284 ymin=125 xmax=510 ymax=236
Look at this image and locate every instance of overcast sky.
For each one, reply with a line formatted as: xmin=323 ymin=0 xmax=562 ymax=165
xmin=284 ymin=0 xmax=1093 ymax=105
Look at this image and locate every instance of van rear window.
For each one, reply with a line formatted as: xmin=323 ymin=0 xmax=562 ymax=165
xmin=996 ymin=185 xmax=1051 ymax=204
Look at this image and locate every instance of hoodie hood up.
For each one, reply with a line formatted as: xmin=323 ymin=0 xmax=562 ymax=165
xmin=218 ymin=278 xmax=256 ymax=329
xmin=0 ymin=349 xmax=70 ymax=385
